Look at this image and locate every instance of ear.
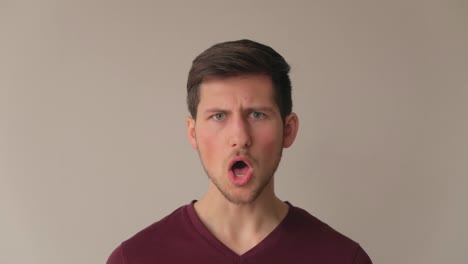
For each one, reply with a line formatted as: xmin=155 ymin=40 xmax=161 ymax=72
xmin=187 ymin=116 xmax=198 ymax=149
xmin=282 ymin=112 xmax=299 ymax=148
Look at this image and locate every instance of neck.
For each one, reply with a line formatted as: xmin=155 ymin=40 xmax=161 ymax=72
xmin=194 ymin=181 xmax=289 ymax=255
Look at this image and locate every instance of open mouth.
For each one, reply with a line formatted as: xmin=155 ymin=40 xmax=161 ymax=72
xmin=228 ymin=157 xmax=254 ymax=186
xmin=231 ymin=160 xmax=249 ymax=177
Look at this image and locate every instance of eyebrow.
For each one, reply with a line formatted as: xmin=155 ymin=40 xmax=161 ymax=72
xmin=245 ymin=106 xmax=276 ymax=113
xmin=203 ymin=106 xmax=276 ymax=114
xmin=203 ymin=108 xmax=227 ymax=114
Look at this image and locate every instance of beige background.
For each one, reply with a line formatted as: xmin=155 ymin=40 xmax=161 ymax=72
xmin=1 ymin=1 xmax=467 ymax=263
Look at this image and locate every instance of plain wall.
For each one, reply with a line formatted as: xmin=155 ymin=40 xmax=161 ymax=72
xmin=1 ymin=1 xmax=467 ymax=263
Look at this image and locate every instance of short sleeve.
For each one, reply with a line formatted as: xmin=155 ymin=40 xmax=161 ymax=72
xmin=106 ymin=244 xmax=126 ymax=264
xmin=353 ymin=246 xmax=372 ymax=264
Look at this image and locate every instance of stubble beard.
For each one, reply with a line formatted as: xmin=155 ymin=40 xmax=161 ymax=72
xmin=199 ymin=147 xmax=283 ymax=205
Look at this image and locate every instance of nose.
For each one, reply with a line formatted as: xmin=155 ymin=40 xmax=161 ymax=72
xmin=229 ymin=115 xmax=252 ymax=149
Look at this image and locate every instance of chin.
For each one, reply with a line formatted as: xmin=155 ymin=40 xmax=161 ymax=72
xmin=220 ymin=182 xmax=268 ymax=205
xmin=223 ymin=193 xmax=258 ymax=205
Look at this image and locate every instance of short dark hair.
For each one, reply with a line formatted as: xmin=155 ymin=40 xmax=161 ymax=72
xmin=186 ymin=39 xmax=292 ymax=121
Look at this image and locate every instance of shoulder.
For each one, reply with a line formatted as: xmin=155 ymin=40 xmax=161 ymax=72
xmin=107 ymin=204 xmax=191 ymax=264
xmin=125 ymin=204 xmax=189 ymax=246
xmin=286 ymin=204 xmax=356 ymax=244
xmin=282 ymin=204 xmax=372 ymax=263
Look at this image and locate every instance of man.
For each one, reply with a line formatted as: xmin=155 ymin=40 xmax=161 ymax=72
xmin=107 ymin=39 xmax=372 ymax=263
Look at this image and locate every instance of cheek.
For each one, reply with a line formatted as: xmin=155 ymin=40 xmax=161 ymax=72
xmin=196 ymin=127 xmax=221 ymax=160
xmin=254 ymin=128 xmax=284 ymax=154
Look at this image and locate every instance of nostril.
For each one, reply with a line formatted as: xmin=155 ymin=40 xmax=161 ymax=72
xmin=230 ymin=133 xmax=252 ymax=148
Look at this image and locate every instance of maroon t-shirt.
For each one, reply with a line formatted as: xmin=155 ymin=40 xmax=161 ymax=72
xmin=107 ymin=201 xmax=372 ymax=263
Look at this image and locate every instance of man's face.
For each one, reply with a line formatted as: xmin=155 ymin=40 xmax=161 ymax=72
xmin=187 ymin=75 xmax=298 ymax=205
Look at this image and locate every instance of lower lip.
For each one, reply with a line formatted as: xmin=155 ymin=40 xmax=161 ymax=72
xmin=228 ymin=168 xmax=254 ymax=186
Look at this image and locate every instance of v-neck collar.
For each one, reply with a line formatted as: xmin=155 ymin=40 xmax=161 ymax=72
xmin=185 ymin=200 xmax=293 ymax=261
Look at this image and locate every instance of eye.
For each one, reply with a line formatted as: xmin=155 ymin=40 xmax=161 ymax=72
xmin=212 ymin=113 xmax=225 ymax=121
xmin=250 ymin=112 xmax=265 ymax=119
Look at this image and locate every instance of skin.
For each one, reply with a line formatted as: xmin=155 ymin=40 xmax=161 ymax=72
xmin=187 ymin=74 xmax=299 ymax=255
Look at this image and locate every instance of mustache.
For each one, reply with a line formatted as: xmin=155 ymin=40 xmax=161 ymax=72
xmin=228 ymin=150 xmax=256 ymax=164
xmin=231 ymin=149 xmax=249 ymax=157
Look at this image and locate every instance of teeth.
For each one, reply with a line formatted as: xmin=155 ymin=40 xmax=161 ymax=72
xmin=232 ymin=160 xmax=249 ymax=178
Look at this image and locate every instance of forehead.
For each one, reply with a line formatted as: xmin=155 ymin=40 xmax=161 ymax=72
xmin=198 ymin=75 xmax=276 ymax=107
